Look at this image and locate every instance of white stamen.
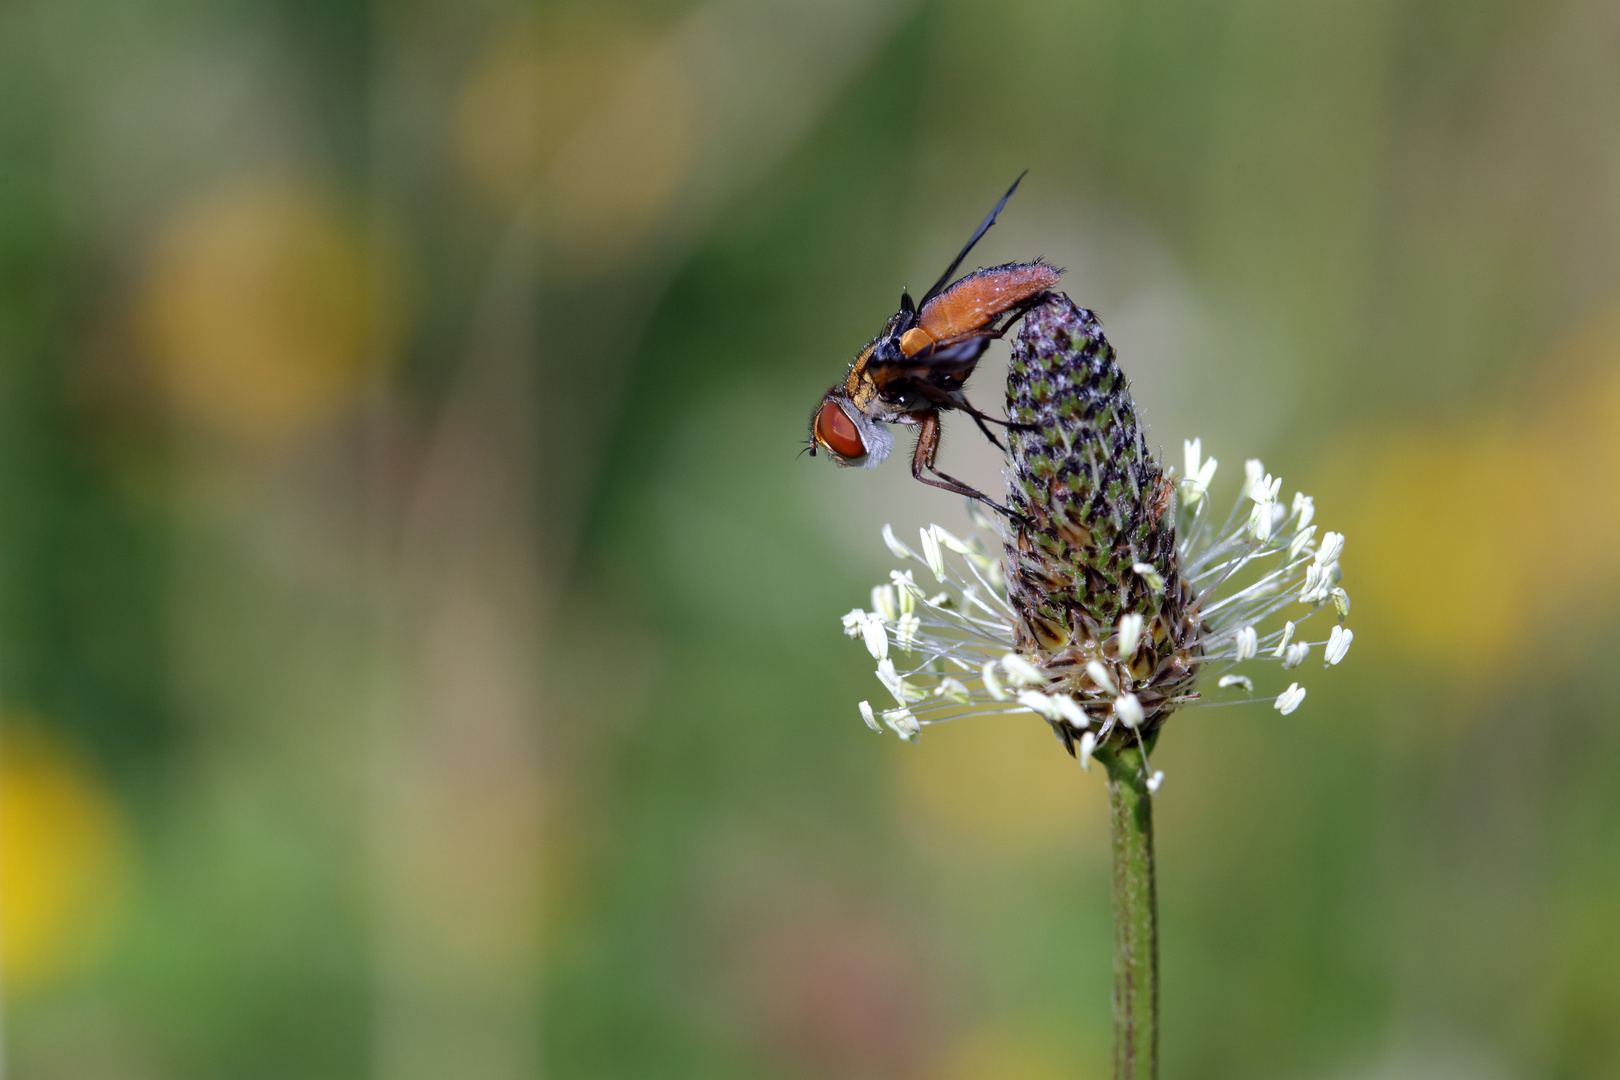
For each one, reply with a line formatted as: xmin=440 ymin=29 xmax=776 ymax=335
xmin=1017 ymin=690 xmax=1060 ymax=720
xmin=858 ymin=700 xmax=881 ymax=732
xmin=877 ymin=658 xmax=923 ymax=704
xmin=1085 ymin=660 xmax=1117 ymax=696
xmin=933 ymin=526 xmax=974 ymax=555
xmin=895 ymin=612 xmax=922 ymax=651
xmin=841 ymin=609 xmax=866 ymax=638
xmin=1315 ymin=531 xmax=1345 ymax=566
xmin=920 ymin=527 xmax=946 ymax=583
xmin=1053 ymin=694 xmax=1088 ymax=728
xmin=981 ymin=660 xmax=1008 ymax=702
xmin=1000 ymin=654 xmax=1047 ymax=687
xmin=1272 ymin=621 xmax=1296 ymax=657
xmin=935 ymin=677 xmax=971 ymax=703
xmin=871 ymin=584 xmax=897 ymax=623
xmin=1283 ymin=641 xmax=1309 ymax=669
xmin=882 ymin=523 xmax=916 ymax=561
xmin=1289 ymin=524 xmax=1318 ymax=559
xmin=1218 ymin=674 xmax=1253 ymax=691
xmin=861 ymin=616 xmax=888 ymax=660
xmin=1331 ymin=587 xmax=1351 ymax=620
xmin=1146 ymin=770 xmax=1164 ymax=794
xmin=883 ymin=708 xmax=920 ymax=741
xmin=1117 ymin=613 xmax=1145 ymax=661
xmin=1078 ymin=731 xmax=1097 ymax=770
xmin=1325 ymin=626 xmax=1353 ymax=665
xmin=1274 ymin=683 xmax=1306 ymax=715
xmin=1115 ymin=693 xmax=1145 ymax=728
xmin=1235 ymin=626 xmax=1258 ymax=661
xmin=1292 ymin=491 xmax=1315 ymax=530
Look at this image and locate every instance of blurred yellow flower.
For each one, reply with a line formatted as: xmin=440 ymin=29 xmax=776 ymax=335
xmin=1329 ymin=302 xmax=1620 ymax=672
xmin=1 ymin=722 xmax=130 ymax=993
xmin=137 ymin=182 xmax=399 ymax=449
xmin=453 ymin=10 xmax=696 ymax=272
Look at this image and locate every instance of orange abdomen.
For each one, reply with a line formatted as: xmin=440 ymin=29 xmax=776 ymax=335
xmin=911 ymin=262 xmax=1061 ymax=351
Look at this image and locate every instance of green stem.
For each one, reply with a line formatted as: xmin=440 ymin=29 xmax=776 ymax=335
xmin=1095 ymin=741 xmax=1158 ymax=1080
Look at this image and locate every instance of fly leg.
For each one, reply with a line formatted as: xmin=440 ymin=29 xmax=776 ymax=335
xmin=911 ymin=411 xmax=1028 ymax=524
xmin=911 ymin=382 xmax=1036 ymax=451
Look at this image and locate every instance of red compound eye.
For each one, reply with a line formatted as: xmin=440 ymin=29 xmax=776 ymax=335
xmin=815 ymin=401 xmax=866 ymax=460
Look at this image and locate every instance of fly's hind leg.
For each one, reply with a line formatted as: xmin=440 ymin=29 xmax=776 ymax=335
xmin=910 ymin=411 xmax=1028 ymax=525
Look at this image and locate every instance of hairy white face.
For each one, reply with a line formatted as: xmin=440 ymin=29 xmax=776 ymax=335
xmin=811 ymin=393 xmax=892 ymax=468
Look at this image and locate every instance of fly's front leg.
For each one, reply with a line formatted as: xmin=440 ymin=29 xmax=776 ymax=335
xmin=910 ymin=411 xmax=1027 ymax=524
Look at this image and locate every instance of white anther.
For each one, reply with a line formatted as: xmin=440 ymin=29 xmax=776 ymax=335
xmin=1292 ymin=492 xmax=1315 ymax=530
xmin=1053 ymin=695 xmax=1088 ymax=728
xmin=1115 ymin=693 xmax=1145 ymax=729
xmin=890 ymin=570 xmax=920 ymax=614
xmin=1325 ymin=626 xmax=1353 ymax=665
xmin=1078 ymin=731 xmax=1097 ymax=771
xmin=1289 ymin=524 xmax=1318 ymax=559
xmin=1331 ymin=588 xmax=1351 ymax=620
xmin=895 ymin=612 xmax=922 ymax=651
xmin=932 ymin=525 xmax=974 ymax=555
xmin=877 ymin=658 xmax=923 ymax=704
xmin=882 ymin=523 xmax=917 ymax=561
xmin=1117 ymin=613 xmax=1145 ymax=661
xmin=935 ymin=677 xmax=971 ymax=703
xmin=858 ymin=700 xmax=881 ymax=733
xmin=1274 ymin=683 xmax=1307 ymax=715
xmin=1218 ymin=674 xmax=1253 ymax=691
xmin=982 ymin=659 xmax=1008 ymax=701
xmin=1085 ymin=660 xmax=1118 ymax=696
xmin=1283 ymin=642 xmax=1310 ymax=669
xmin=1235 ymin=626 xmax=1258 ymax=661
xmin=841 ymin=609 xmax=866 ymax=638
xmin=1000 ymin=654 xmax=1047 ymax=687
xmin=1017 ymin=690 xmax=1062 ymax=721
xmin=920 ymin=527 xmax=946 ymax=583
xmin=1147 ymin=770 xmax=1165 ymax=794
xmin=1272 ymin=621 xmax=1296 ymax=657
xmin=1315 ymin=531 xmax=1345 ymax=566
xmin=861 ymin=616 xmax=888 ymax=660
xmin=871 ymin=584 xmax=898 ymax=623
xmin=883 ymin=708 xmax=920 ymax=742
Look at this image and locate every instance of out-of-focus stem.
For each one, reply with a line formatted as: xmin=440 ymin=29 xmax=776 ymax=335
xmin=1096 ymin=741 xmax=1158 ymax=1080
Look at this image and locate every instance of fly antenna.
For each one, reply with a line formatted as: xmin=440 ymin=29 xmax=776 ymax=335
xmin=919 ymin=171 xmax=1027 ymax=307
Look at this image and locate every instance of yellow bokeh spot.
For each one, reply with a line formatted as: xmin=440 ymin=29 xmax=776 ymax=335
xmin=1325 ymin=300 xmax=1620 ymax=672
xmin=138 ymin=182 xmax=397 ymax=448
xmin=936 ymin=1021 xmax=1089 ymax=1080
xmin=453 ymin=11 xmax=696 ymax=273
xmin=896 ymin=716 xmax=1108 ymax=859
xmin=455 ymin=12 xmax=656 ymax=211
xmin=1 ymin=722 xmax=130 ymax=993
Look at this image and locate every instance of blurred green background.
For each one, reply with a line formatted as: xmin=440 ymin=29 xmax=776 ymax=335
xmin=4 ymin=0 xmax=1620 ymax=1077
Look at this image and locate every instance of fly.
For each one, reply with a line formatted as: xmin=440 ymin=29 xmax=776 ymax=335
xmin=806 ymin=173 xmax=1060 ymax=519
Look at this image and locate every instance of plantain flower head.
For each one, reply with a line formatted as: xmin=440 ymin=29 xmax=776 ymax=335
xmin=839 ymin=294 xmax=1352 ymax=778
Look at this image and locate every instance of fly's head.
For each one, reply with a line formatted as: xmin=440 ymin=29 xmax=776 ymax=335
xmin=807 ymin=387 xmax=893 ymax=468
